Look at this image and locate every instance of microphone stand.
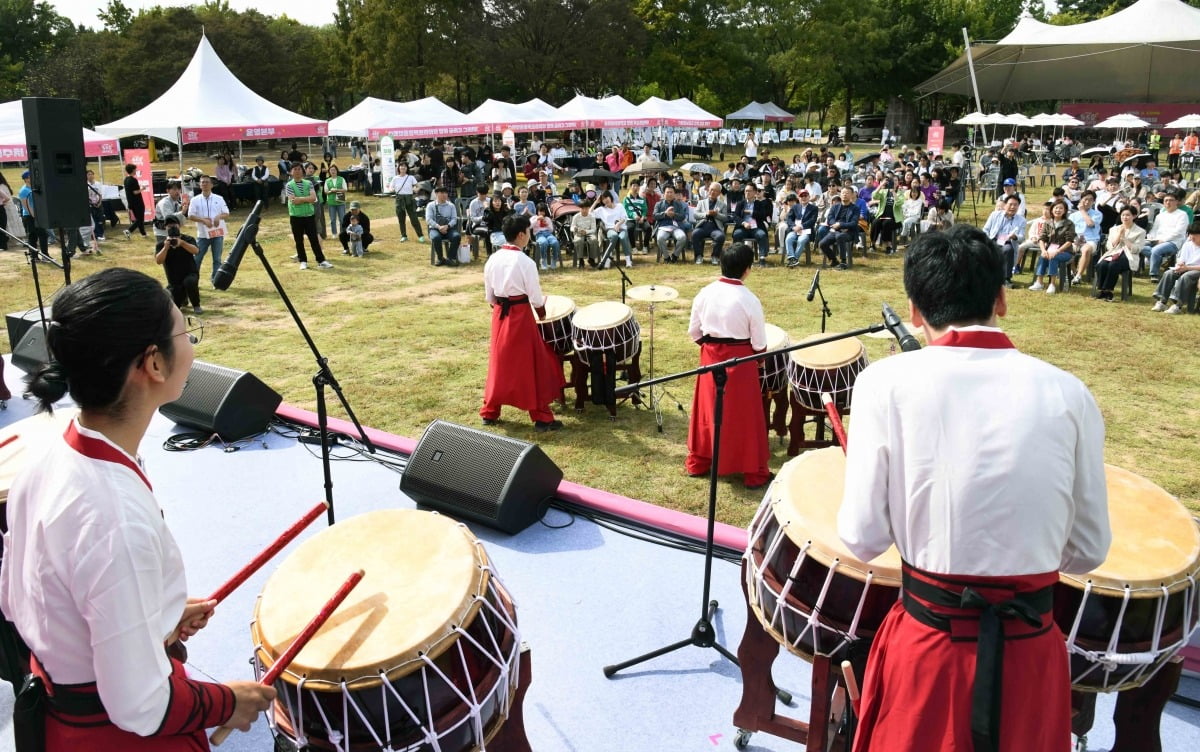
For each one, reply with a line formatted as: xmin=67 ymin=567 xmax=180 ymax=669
xmin=247 ymin=238 xmax=376 ymax=526
xmin=596 ymin=235 xmax=633 ymax=304
xmin=602 ymin=321 xmax=886 ymax=686
xmin=1 ymin=225 xmax=60 ymax=354
xmin=813 ymin=275 xmax=833 ymax=333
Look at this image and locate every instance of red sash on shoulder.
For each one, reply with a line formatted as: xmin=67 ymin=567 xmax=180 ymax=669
xmin=928 ymin=328 xmax=1014 ymax=350
xmin=63 ymin=421 xmax=152 ymax=491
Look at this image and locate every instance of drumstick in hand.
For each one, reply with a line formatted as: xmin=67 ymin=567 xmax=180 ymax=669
xmin=821 ymin=392 xmax=849 ymax=454
xmin=210 ymin=569 xmax=365 ymax=746
xmin=206 ymin=501 xmax=329 ymax=605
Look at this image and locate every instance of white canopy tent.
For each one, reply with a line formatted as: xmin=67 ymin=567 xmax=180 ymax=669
xmin=0 ymin=100 xmax=120 ymax=162
xmin=557 ymin=95 xmax=656 ymax=129
xmin=637 ymin=97 xmax=722 ymax=128
xmin=917 ymin=0 xmax=1200 ymax=102
xmin=726 ymin=101 xmax=794 ymax=122
xmin=463 ymin=99 xmax=582 ymax=133
xmin=96 ymin=35 xmax=327 ymax=148
xmin=328 ymin=96 xmax=481 ymax=140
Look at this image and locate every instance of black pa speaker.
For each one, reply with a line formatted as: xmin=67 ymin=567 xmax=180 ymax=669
xmin=22 ymin=97 xmax=89 ymax=231
xmin=159 ymin=360 xmax=282 ymax=441
xmin=11 ymin=325 xmax=49 ymax=373
xmin=401 ymin=420 xmax=563 ymax=535
xmin=7 ymin=307 xmax=50 ymax=352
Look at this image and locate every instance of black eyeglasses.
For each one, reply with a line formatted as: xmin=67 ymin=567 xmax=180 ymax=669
xmin=175 ymin=316 xmax=204 ymax=345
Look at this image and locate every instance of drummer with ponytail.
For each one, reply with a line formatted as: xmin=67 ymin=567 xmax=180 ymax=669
xmin=2 ymin=267 xmax=275 ymax=750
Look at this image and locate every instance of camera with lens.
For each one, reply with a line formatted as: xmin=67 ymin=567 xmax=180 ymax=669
xmin=167 ymin=225 xmax=181 ymax=245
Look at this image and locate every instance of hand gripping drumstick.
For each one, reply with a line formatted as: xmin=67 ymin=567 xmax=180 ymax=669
xmin=820 ymin=392 xmax=849 ymax=454
xmin=206 ymin=501 xmax=329 ymax=605
xmin=841 ymin=660 xmax=862 ymax=718
xmin=210 ymin=568 xmax=365 ymax=746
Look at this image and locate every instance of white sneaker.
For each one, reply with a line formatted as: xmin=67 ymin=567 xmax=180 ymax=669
xmin=290 ymin=254 xmax=299 ymax=260
xmin=318 ymin=261 xmax=334 ymax=269
xmin=1046 ymin=282 xmax=1056 ymax=295
xmin=1071 ymin=274 xmax=1082 ymax=285
xmin=625 ymin=258 xmax=633 ymax=268
xmin=1165 ymin=304 xmax=1181 ymax=314
xmin=604 ymin=258 xmax=612 ymax=269
xmin=1151 ymin=300 xmax=1165 ymax=312
xmin=298 ymin=262 xmax=308 ymax=270
xmin=1028 ymin=281 xmax=1043 ymax=291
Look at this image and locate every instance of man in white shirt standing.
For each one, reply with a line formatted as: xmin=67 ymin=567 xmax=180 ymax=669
xmin=479 ymin=215 xmax=563 ymax=432
xmin=838 ymin=224 xmax=1110 ymax=752
xmin=684 ymin=242 xmax=771 ymax=489
xmin=187 ymin=175 xmax=230 ymax=286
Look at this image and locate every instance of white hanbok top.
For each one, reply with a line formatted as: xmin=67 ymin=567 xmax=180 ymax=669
xmin=837 ymin=327 xmax=1110 ymax=577
xmin=483 ymin=245 xmax=545 ymax=307
xmin=687 ymin=278 xmax=767 ymax=351
xmin=1 ymin=419 xmax=188 ymax=734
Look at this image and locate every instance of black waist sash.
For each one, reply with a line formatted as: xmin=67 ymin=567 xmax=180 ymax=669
xmin=698 ymin=335 xmax=750 ymax=345
xmin=900 ymin=563 xmax=1054 ymax=752
xmin=494 ymin=294 xmax=529 ymax=320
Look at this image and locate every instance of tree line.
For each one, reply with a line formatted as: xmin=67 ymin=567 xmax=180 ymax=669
xmin=2 ymin=0 xmax=1188 ymax=136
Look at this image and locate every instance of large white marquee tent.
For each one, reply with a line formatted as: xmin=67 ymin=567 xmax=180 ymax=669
xmin=0 ymin=100 xmax=120 ymax=163
xmin=918 ymin=0 xmax=1200 ymax=103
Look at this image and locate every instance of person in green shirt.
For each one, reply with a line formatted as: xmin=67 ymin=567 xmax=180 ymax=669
xmin=623 ymin=183 xmax=648 ymax=252
xmin=286 ymin=164 xmax=332 ymax=270
xmin=324 ymin=165 xmax=348 ymax=237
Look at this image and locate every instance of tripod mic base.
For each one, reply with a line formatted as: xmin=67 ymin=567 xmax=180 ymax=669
xmin=602 ymin=600 xmax=738 ymax=678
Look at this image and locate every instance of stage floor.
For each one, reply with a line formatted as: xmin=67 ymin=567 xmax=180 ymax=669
xmin=1 ymin=356 xmax=1198 ymax=751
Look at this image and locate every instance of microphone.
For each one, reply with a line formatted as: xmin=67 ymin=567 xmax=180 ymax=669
xmin=806 ymin=269 xmax=820 ymax=302
xmin=881 ymin=302 xmax=921 ymax=352
xmin=212 ymin=200 xmax=264 ymax=291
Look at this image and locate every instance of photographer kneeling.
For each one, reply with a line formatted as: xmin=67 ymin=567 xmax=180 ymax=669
xmin=155 ymin=215 xmax=203 ymax=314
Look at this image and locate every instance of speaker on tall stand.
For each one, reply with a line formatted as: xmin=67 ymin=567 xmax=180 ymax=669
xmin=23 ymin=97 xmax=88 ymax=287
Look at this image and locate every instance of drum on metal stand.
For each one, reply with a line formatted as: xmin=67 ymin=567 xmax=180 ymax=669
xmin=251 ymin=509 xmax=526 ymax=752
xmin=536 ymin=295 xmax=576 ymax=357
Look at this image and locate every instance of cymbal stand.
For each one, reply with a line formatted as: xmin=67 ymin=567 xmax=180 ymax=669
xmin=644 ymin=295 xmax=685 ymax=432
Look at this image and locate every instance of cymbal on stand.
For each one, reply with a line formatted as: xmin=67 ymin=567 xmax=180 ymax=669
xmin=627 ymin=284 xmax=679 ymax=303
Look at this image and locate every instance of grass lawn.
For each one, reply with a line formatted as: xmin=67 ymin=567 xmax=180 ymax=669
xmin=1 ymin=144 xmax=1196 ymax=527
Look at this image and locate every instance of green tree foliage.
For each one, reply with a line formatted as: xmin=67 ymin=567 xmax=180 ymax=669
xmin=0 ymin=0 xmax=76 ymax=97
xmin=98 ymin=0 xmax=134 ymax=33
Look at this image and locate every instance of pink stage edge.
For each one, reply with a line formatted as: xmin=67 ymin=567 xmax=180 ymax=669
xmin=275 ymin=404 xmax=751 ymax=552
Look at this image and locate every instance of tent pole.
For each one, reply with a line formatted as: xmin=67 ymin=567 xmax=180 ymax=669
xmin=177 ymin=128 xmax=184 ymax=177
xmin=962 ymin=27 xmax=988 ymax=146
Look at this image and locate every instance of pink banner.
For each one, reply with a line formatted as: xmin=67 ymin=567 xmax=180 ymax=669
xmin=180 ymin=123 xmax=327 ymax=144
xmin=662 ymin=118 xmax=722 ymax=128
xmin=502 ymin=120 xmax=584 ymax=133
xmin=124 ymin=148 xmax=155 ymax=222
xmin=368 ymin=123 xmax=490 ymax=140
xmin=0 ymin=138 xmax=121 ymax=162
xmin=926 ymin=124 xmax=945 ymax=155
xmin=1060 ymin=103 xmax=1200 ymax=129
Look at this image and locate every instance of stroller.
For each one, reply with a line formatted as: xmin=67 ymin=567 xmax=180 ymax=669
xmin=550 ymin=199 xmax=581 ymax=260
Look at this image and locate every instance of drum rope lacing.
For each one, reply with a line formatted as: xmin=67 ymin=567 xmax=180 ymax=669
xmin=1062 ymin=573 xmax=1198 ymax=690
xmin=256 ymin=557 xmax=521 ymax=752
xmin=745 ymin=497 xmax=877 ymax=658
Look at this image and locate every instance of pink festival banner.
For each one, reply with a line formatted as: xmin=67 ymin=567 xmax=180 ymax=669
xmin=926 ymin=122 xmax=945 ymax=155
xmin=0 ymin=137 xmax=120 ymax=162
xmin=124 ymin=148 xmax=155 ymax=222
xmin=368 ymin=123 xmax=490 ymax=140
xmin=1060 ymin=103 xmax=1200 ymax=129
xmin=180 ymin=123 xmax=328 ymax=144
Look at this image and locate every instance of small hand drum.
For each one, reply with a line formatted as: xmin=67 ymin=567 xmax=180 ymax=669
xmin=571 ymin=301 xmax=641 ymax=368
xmin=252 ymin=509 xmax=521 ymax=751
xmin=537 ymin=295 xmax=576 ymax=356
xmin=786 ymin=334 xmax=869 ymax=413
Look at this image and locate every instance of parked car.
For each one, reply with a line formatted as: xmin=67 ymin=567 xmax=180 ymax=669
xmin=849 ymin=114 xmax=886 ymax=142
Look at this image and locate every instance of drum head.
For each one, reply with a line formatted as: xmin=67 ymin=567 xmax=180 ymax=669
xmin=764 ymin=323 xmax=790 ymax=351
xmin=540 ymin=295 xmax=575 ymax=324
xmin=1062 ymin=465 xmax=1200 ymax=596
xmin=0 ymin=410 xmax=78 ymax=505
xmin=572 ymin=301 xmax=632 ymax=331
xmin=790 ymin=334 xmax=864 ymax=370
xmin=255 ymin=510 xmax=489 ymax=685
xmin=772 ymin=447 xmax=902 ymax=584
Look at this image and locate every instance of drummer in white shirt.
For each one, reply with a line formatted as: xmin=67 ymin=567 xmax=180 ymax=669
xmin=838 ymin=224 xmax=1109 ymax=752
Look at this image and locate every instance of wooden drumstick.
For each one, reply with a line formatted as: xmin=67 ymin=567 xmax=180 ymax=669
xmin=206 ymin=501 xmax=329 ymax=605
xmin=820 ymin=392 xmax=849 ymax=454
xmin=210 ymin=568 xmax=365 ymax=746
xmin=0 ymin=434 xmax=18 ymax=451
xmin=841 ymin=659 xmax=862 ymax=718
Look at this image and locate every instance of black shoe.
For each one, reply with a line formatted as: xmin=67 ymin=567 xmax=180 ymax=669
xmin=755 ymin=260 xmax=767 ymax=268
xmin=481 ymin=418 xmax=499 ymax=426
xmin=534 ymin=420 xmax=563 ymax=433
xmin=835 ymin=263 xmax=848 ymax=271
xmin=745 ymin=471 xmax=776 ymax=490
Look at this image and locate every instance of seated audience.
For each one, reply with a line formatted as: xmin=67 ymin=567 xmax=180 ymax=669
xmin=1029 ymin=199 xmax=1075 ymax=294
xmin=1094 ymin=206 xmax=1145 ymax=301
xmin=1150 ymin=220 xmax=1200 ymax=313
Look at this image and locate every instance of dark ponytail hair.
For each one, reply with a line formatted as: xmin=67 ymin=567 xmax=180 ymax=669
xmin=27 ymin=268 xmax=176 ymax=415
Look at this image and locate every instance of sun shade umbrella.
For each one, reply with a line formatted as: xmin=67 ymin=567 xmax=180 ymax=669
xmin=572 ymin=168 xmax=620 ymax=182
xmin=622 ymin=161 xmax=670 ymax=174
xmin=680 ymin=162 xmax=720 ymax=175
